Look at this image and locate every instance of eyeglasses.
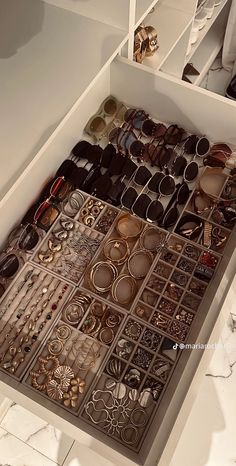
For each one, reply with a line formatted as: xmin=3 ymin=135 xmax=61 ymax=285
xmin=33 ymin=176 xmax=73 ymax=230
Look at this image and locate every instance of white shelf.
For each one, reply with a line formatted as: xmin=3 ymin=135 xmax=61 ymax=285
xmin=0 ymin=1 xmax=127 ymax=200
xmin=142 ymin=1 xmax=193 ymax=70
xmin=185 ymin=0 xmax=229 ymax=64
xmin=190 ymin=27 xmax=225 ymax=86
xmin=135 ymin=0 xmax=160 ymax=28
xmin=42 ymin=0 xmax=130 ymax=29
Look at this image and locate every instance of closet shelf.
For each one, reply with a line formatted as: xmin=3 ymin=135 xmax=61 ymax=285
xmin=185 ymin=0 xmax=229 ymax=65
xmin=142 ymin=2 xmax=193 ymax=70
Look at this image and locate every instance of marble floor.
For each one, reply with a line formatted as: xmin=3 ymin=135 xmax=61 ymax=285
xmin=0 ymin=293 xmax=236 ymax=465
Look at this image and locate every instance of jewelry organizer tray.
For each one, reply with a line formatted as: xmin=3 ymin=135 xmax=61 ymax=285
xmin=0 ymin=153 xmax=233 ymax=455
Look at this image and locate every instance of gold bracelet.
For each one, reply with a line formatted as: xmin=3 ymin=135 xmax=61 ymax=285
xmin=140 ymin=226 xmax=166 ymax=253
xmin=90 ymin=261 xmax=118 ymax=293
xmin=127 ymin=249 xmax=153 ymax=279
xmin=103 ymin=238 xmax=130 ymax=265
xmin=116 ymin=213 xmax=143 ymax=239
xmin=111 ymin=274 xmax=137 ymax=305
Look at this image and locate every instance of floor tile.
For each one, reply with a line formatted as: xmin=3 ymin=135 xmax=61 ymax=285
xmin=0 ymin=404 xmax=74 ymax=465
xmin=0 ymin=426 xmax=58 ymax=466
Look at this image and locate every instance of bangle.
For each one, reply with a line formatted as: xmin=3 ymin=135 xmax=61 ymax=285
xmin=116 ymin=214 xmax=143 ymax=239
xmin=127 ymin=249 xmax=153 ymax=279
xmin=90 ymin=261 xmax=118 ymax=293
xmin=103 ymin=238 xmax=129 ymax=265
xmin=111 ymin=274 xmax=137 ymax=305
xmin=140 ymin=226 xmax=166 ymax=253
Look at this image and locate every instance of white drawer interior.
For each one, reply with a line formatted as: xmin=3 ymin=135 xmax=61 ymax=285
xmin=0 ymin=57 xmax=235 ymax=466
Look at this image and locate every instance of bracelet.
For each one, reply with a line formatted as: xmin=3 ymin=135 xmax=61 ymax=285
xmin=90 ymin=261 xmax=118 ymax=293
xmin=111 ymin=274 xmax=137 ymax=305
xmin=127 ymin=249 xmax=153 ymax=279
xmin=116 ymin=213 xmax=143 ymax=239
xmin=103 ymin=238 xmax=130 ymax=265
xmin=140 ymin=226 xmax=166 ymax=253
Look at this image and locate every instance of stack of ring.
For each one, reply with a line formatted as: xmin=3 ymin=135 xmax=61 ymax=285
xmin=90 ymin=261 xmax=118 ymax=292
xmin=116 ymin=213 xmax=143 ymax=239
xmin=103 ymin=238 xmax=130 ymax=265
xmin=128 ymin=250 xmax=153 ymax=279
xmin=111 ymin=274 xmax=137 ymax=305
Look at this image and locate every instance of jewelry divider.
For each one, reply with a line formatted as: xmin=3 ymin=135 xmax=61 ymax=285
xmin=23 ymin=319 xmax=108 ymax=415
xmin=59 ymin=288 xmax=126 ymax=348
xmin=130 ymin=233 xmax=222 ymax=341
xmin=79 ymin=312 xmax=181 ymax=452
xmin=0 ymin=263 xmax=74 ymax=381
xmin=30 ymin=213 xmax=105 ymax=285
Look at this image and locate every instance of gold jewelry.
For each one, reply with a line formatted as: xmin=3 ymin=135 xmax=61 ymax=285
xmin=127 ymin=249 xmax=153 ymax=279
xmin=47 ymin=339 xmax=64 ymax=356
xmin=116 ymin=213 xmax=143 ymax=239
xmin=111 ymin=274 xmax=137 ymax=305
xmin=38 ymin=355 xmax=60 ymax=375
xmin=103 ymin=238 xmax=129 ymax=265
xmin=140 ymin=227 xmax=166 ymax=253
xmin=56 ymin=325 xmax=72 ymax=341
xmin=90 ymin=261 xmax=118 ymax=292
xmin=31 ymin=371 xmax=51 ymax=391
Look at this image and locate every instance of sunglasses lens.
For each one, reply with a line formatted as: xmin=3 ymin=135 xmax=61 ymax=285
xmin=51 ymin=178 xmax=72 ymax=201
xmin=122 ymin=158 xmax=137 ymax=179
xmin=134 ymin=166 xmax=152 ymax=186
xmin=184 ymin=135 xmax=198 ymax=154
xmin=19 ymin=225 xmax=40 ymax=250
xmin=35 ymin=204 xmax=60 ymax=230
xmin=90 ymin=116 xmax=106 ymax=133
xmin=142 ymin=119 xmax=155 ymax=137
xmin=104 ymin=98 xmax=117 ymax=115
xmin=101 ymin=144 xmax=116 ymax=168
xmin=108 ymin=179 xmax=126 ymax=203
xmin=163 ymin=206 xmax=178 ymax=228
xmin=129 ymin=140 xmax=144 ymax=158
xmin=148 ymin=172 xmax=163 ymax=193
xmin=184 ymin=161 xmax=198 ymax=182
xmin=146 ymin=200 xmax=164 ymax=222
xmin=109 ymin=154 xmax=126 ymax=176
xmin=172 ymin=155 xmax=187 ymax=176
xmin=159 ymin=175 xmax=175 ymax=196
xmin=109 ymin=127 xmax=123 ymax=145
xmin=177 ymin=183 xmax=189 ymax=204
xmin=122 ymin=187 xmax=137 ymax=209
xmin=154 ymin=123 xmax=167 ymax=139
xmin=133 ymin=194 xmax=151 ymax=218
xmin=0 ymin=254 xmax=19 ymax=278
xmin=196 ymin=137 xmax=210 ymax=157
xmin=159 ymin=147 xmax=171 ymax=168
xmin=165 ymin=125 xmax=183 ymax=144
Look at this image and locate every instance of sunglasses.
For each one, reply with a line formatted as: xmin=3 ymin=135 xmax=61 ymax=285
xmin=33 ymin=176 xmax=73 ymax=231
xmin=7 ymin=223 xmax=43 ymax=254
xmin=85 ymin=96 xmax=125 ymax=141
xmin=203 ymin=143 xmax=232 ymax=168
xmin=161 ymin=182 xmax=190 ymax=228
xmin=175 ymin=213 xmax=203 ymax=240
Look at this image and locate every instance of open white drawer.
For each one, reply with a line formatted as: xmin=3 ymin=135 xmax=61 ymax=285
xmin=0 ymin=58 xmax=235 ymax=466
